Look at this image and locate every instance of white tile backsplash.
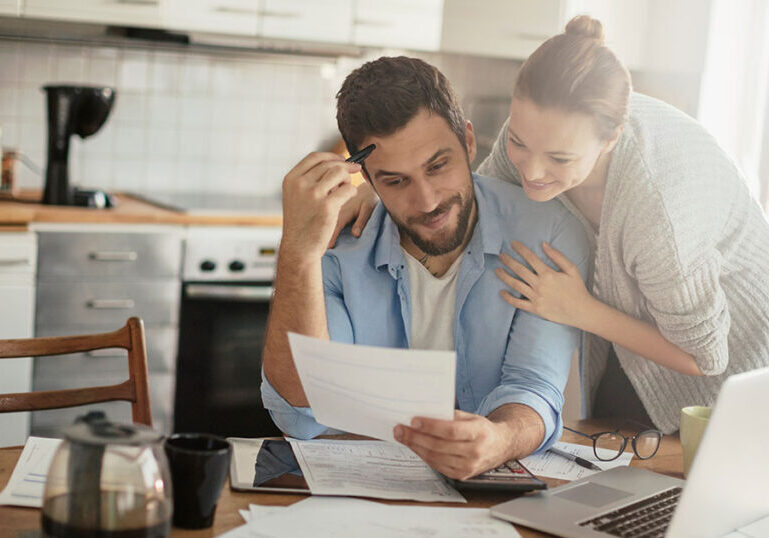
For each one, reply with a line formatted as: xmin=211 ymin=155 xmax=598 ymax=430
xmin=0 ymin=40 xmax=535 ymax=197
xmin=0 ymin=39 xmax=347 ymax=197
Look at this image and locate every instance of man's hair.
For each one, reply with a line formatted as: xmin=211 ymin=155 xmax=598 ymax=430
xmin=336 ymin=56 xmax=467 ymax=155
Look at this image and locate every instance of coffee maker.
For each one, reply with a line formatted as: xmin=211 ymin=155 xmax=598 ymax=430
xmin=43 ymin=85 xmax=116 ymax=207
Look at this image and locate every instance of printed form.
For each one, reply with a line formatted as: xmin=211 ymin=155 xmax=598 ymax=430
xmin=0 ymin=436 xmax=62 ymax=508
xmin=287 ymin=333 xmax=456 ymax=442
xmin=289 ymin=439 xmax=466 ymax=503
xmin=521 ymin=441 xmax=633 ymax=481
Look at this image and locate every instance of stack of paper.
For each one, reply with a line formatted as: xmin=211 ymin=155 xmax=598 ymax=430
xmin=222 ymin=497 xmax=522 ymax=538
xmin=289 ymin=438 xmax=466 ymax=502
xmin=521 ymin=441 xmax=634 ymax=481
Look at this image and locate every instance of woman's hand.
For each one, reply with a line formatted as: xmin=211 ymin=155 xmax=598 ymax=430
xmin=495 ymin=240 xmax=594 ymax=328
xmin=328 ymin=181 xmax=379 ymax=248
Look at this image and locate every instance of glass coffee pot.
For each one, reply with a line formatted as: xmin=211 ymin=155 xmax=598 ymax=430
xmin=41 ymin=412 xmax=172 ymax=538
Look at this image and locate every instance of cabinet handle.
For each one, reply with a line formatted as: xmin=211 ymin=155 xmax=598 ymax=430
xmin=214 ymin=6 xmax=259 ymax=15
xmin=353 ymin=19 xmax=391 ymax=28
xmin=258 ymin=9 xmax=300 ymax=19
xmin=87 ymin=299 xmax=136 ymax=309
xmin=114 ymin=0 xmax=160 ymax=5
xmin=89 ymin=251 xmax=138 ymax=262
xmin=0 ymin=258 xmax=32 ymax=267
xmin=186 ymin=284 xmax=273 ymax=302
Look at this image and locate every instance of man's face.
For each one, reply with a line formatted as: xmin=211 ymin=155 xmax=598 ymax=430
xmin=361 ymin=109 xmax=477 ymax=256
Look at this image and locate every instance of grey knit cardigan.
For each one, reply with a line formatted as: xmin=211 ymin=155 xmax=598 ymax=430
xmin=477 ymin=92 xmax=769 ymax=433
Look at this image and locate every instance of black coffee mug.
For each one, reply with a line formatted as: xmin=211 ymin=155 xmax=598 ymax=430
xmin=164 ymin=433 xmax=231 ymax=529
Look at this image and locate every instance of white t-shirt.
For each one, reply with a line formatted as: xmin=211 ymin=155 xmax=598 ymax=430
xmin=402 ymin=249 xmax=464 ymax=351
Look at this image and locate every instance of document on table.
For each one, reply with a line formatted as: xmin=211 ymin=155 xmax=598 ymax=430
xmin=289 ymin=438 xmax=466 ymax=503
xmin=287 ymin=332 xmax=456 ymax=442
xmin=520 ymin=441 xmax=633 ymax=481
xmin=221 ymin=497 xmax=521 ymax=538
xmin=0 ymin=436 xmax=62 ymax=508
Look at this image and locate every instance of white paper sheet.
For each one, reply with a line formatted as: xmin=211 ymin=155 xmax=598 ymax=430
xmin=0 ymin=436 xmax=62 ymax=508
xmin=289 ymin=438 xmax=465 ymax=503
xmin=243 ymin=497 xmax=521 ymax=538
xmin=520 ymin=441 xmax=634 ymax=481
xmin=287 ymin=333 xmax=456 ymax=442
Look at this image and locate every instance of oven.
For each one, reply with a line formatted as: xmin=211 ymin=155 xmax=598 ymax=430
xmin=173 ymin=226 xmax=282 ymax=438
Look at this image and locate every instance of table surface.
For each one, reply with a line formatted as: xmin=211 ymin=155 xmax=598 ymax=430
xmin=0 ymin=420 xmax=682 ymax=537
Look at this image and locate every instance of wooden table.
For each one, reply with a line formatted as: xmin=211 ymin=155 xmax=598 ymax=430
xmin=0 ymin=420 xmax=682 ymax=537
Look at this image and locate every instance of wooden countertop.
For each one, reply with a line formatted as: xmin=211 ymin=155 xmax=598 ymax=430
xmin=0 ymin=192 xmax=282 ymax=228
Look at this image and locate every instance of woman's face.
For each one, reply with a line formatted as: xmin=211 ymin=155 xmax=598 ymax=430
xmin=506 ymin=97 xmax=616 ymax=202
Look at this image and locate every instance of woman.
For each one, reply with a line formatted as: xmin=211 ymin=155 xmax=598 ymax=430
xmin=337 ymin=16 xmax=769 ymax=434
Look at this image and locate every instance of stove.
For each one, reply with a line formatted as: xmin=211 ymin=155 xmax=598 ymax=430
xmin=175 ymin=225 xmax=283 ymax=438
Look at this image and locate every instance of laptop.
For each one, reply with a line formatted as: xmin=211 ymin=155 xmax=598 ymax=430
xmin=490 ymin=366 xmax=769 ymax=537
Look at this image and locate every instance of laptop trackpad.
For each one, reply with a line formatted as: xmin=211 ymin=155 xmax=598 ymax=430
xmin=554 ymin=482 xmax=633 ymax=508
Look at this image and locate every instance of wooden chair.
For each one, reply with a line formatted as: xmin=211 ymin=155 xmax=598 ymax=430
xmin=0 ymin=317 xmax=152 ymax=426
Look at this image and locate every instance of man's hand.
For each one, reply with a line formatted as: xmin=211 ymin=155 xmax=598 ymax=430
xmin=281 ymin=152 xmax=361 ymax=260
xmin=393 ymin=410 xmax=516 ymax=480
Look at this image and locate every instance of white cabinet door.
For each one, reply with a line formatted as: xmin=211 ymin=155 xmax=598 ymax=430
xmin=0 ymin=232 xmax=36 ymax=448
xmin=441 ymin=0 xmax=560 ymax=59
xmin=24 ymin=0 xmax=164 ymax=29
xmin=0 ymin=0 xmax=21 ymax=16
xmin=164 ymin=0 xmax=259 ymax=36
xmin=352 ymin=0 xmax=444 ymax=51
xmin=259 ymin=0 xmax=353 ymax=44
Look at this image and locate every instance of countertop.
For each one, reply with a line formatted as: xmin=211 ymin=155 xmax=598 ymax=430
xmin=0 ymin=191 xmax=282 ymax=228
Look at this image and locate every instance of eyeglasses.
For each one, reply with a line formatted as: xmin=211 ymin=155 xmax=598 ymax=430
xmin=563 ymin=423 xmax=663 ymax=461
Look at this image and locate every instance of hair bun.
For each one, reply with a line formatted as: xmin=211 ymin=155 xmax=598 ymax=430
xmin=565 ymin=15 xmax=605 ymax=43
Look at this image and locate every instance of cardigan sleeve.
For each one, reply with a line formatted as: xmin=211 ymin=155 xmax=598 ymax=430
xmin=621 ymin=184 xmax=731 ymax=376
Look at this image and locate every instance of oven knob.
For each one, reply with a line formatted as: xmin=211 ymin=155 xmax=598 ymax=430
xmin=229 ymin=260 xmax=245 ymax=272
xmin=200 ymin=260 xmax=216 ymax=272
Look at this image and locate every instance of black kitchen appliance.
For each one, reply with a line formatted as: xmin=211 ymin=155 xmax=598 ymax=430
xmin=42 ymin=85 xmax=116 ymax=207
xmin=174 ymin=226 xmax=283 ymax=438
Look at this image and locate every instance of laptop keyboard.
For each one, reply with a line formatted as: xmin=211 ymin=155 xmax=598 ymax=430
xmin=578 ymin=486 xmax=683 ymax=538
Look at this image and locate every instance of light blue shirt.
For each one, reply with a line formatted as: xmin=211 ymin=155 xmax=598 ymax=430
xmin=262 ymin=174 xmax=590 ymax=452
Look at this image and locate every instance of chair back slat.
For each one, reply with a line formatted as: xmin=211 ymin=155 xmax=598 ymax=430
xmin=0 ymin=380 xmax=136 ymax=413
xmin=0 ymin=326 xmax=129 ymax=358
xmin=0 ymin=317 xmax=152 ymax=427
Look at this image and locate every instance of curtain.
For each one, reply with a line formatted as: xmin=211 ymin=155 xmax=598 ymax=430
xmin=697 ymin=0 xmax=769 ymax=212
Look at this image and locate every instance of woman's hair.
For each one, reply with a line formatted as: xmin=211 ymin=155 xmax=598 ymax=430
xmin=514 ymin=15 xmax=632 ymax=140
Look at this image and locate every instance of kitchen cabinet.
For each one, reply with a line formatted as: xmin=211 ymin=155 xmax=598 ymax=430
xmin=0 ymin=232 xmax=36 ymax=447
xmin=352 ymin=0 xmax=444 ymax=51
xmin=259 ymin=0 xmax=353 ymax=44
xmin=441 ymin=0 xmax=561 ymax=59
xmin=23 ymin=0 xmax=164 ymax=29
xmin=0 ymin=0 xmax=21 ymax=16
xmin=441 ymin=0 xmax=711 ymax=73
xmin=31 ymin=225 xmax=183 ymax=436
xmin=164 ymin=0 xmax=259 ymax=36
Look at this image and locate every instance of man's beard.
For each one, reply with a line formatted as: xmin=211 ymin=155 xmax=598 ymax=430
xmin=394 ymin=178 xmax=475 ymax=256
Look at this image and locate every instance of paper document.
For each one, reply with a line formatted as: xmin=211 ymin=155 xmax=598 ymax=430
xmin=521 ymin=441 xmax=633 ymax=481
xmin=289 ymin=438 xmax=465 ymax=503
xmin=223 ymin=497 xmax=520 ymax=538
xmin=0 ymin=436 xmax=62 ymax=508
xmin=287 ymin=332 xmax=456 ymax=441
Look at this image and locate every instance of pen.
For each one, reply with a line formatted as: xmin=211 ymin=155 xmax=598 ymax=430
xmin=345 ymin=144 xmax=376 ymax=164
xmin=548 ymin=447 xmax=603 ymax=472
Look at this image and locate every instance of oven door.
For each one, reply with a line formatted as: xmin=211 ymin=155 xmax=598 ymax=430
xmin=174 ymin=282 xmax=282 ymax=438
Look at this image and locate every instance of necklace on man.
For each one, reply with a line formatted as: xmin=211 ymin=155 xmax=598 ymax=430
xmin=418 ymin=254 xmax=439 ymax=277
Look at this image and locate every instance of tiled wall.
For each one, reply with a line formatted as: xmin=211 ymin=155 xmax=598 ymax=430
xmin=0 ymin=40 xmax=342 ymax=196
xmin=0 ymin=40 xmax=525 ymax=198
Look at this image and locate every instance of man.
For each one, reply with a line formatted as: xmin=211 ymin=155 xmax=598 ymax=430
xmin=262 ymin=56 xmax=590 ymax=480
